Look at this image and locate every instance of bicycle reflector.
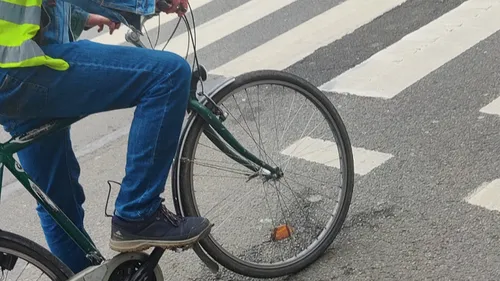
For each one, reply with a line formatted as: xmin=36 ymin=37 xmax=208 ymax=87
xmin=271 ymin=225 xmax=294 ymax=241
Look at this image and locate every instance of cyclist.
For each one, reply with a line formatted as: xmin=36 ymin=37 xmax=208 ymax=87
xmin=0 ymin=0 xmax=211 ymax=274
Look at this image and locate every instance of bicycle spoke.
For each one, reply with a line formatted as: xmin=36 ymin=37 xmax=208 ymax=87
xmin=14 ymin=261 xmax=28 ymax=281
xmin=182 ymin=72 xmax=353 ymax=274
xmin=184 ymin=157 xmax=250 ymax=176
xmin=279 ymin=126 xmax=327 ymax=168
xmin=281 ymin=108 xmax=319 ymax=173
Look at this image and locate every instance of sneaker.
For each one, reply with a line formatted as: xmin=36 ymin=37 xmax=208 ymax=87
xmin=109 ymin=204 xmax=212 ymax=252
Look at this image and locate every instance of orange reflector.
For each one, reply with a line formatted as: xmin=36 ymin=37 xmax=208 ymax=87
xmin=271 ymin=224 xmax=293 ymax=241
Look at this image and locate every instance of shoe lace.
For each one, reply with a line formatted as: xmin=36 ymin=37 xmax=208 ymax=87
xmin=159 ymin=199 xmax=185 ymax=226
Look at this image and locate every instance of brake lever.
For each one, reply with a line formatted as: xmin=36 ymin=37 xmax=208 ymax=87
xmin=126 ymin=0 xmax=188 ymax=48
xmin=156 ymin=0 xmax=187 ymax=13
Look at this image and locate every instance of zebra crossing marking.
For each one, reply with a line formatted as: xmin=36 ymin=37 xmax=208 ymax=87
xmin=154 ymin=0 xmax=298 ymax=54
xmin=480 ymin=95 xmax=500 ymax=116
xmin=466 ymin=179 xmax=500 ymax=212
xmin=319 ymin=0 xmax=500 ymax=99
xmin=281 ymin=136 xmax=393 ymax=176
xmin=80 ymin=0 xmax=497 ymax=184
xmin=210 ymin=0 xmax=407 ymax=77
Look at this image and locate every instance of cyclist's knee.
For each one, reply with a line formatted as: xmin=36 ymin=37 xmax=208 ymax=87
xmin=167 ymin=53 xmax=191 ymax=86
xmin=157 ymin=52 xmax=191 ymax=100
xmin=139 ymin=51 xmax=192 ymax=106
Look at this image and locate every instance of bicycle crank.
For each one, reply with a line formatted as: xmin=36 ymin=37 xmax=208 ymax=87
xmin=67 ymin=252 xmax=164 ymax=281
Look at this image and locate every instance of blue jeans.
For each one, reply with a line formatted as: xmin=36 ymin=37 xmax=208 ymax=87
xmin=0 ymin=40 xmax=191 ymax=273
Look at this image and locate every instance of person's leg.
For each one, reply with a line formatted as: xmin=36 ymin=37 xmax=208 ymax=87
xmin=0 ymin=39 xmax=210 ymax=265
xmin=0 ymin=118 xmax=92 ymax=274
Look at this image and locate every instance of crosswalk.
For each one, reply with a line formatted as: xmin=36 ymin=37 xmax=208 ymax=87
xmin=320 ymin=0 xmax=500 ymax=98
xmin=85 ymin=0 xmax=500 ymax=215
xmin=211 ymin=0 xmax=406 ymax=76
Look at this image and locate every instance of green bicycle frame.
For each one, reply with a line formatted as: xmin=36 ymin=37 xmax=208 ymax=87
xmin=0 ymin=117 xmax=107 ymax=263
xmin=0 ymin=84 xmax=279 ymax=265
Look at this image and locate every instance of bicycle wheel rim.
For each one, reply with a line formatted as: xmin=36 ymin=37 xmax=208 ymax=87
xmin=177 ymin=70 xmax=354 ymax=277
xmin=0 ymin=230 xmax=73 ymax=280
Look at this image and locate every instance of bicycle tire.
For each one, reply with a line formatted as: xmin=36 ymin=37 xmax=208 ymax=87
xmin=173 ymin=70 xmax=354 ymax=278
xmin=0 ymin=229 xmax=73 ymax=280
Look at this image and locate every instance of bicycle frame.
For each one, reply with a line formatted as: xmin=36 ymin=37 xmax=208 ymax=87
xmin=0 ymin=68 xmax=279 ymax=266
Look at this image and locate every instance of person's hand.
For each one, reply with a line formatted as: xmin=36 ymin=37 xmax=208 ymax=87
xmin=85 ymin=14 xmax=121 ymax=35
xmin=157 ymin=0 xmax=188 ymax=17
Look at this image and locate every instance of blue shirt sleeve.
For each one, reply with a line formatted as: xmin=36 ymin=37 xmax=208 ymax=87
xmin=64 ymin=0 xmax=155 ymax=32
xmin=70 ymin=5 xmax=90 ymax=40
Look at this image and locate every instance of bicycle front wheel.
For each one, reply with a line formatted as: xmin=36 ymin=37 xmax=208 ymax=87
xmin=174 ymin=70 xmax=354 ymax=278
xmin=0 ymin=229 xmax=73 ymax=280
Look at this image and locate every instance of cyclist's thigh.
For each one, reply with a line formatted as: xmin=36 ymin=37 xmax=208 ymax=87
xmin=0 ymin=39 xmax=190 ymax=120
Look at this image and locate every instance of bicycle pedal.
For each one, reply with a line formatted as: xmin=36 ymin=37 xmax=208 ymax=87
xmin=163 ymin=244 xmax=193 ymax=253
xmin=161 ymin=242 xmax=199 ymax=253
xmin=164 ymin=224 xmax=213 ymax=253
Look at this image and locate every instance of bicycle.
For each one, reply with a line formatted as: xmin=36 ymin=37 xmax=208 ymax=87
xmin=0 ymin=2 xmax=354 ymax=280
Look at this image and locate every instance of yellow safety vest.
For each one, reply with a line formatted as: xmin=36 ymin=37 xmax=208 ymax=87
xmin=0 ymin=0 xmax=69 ymax=70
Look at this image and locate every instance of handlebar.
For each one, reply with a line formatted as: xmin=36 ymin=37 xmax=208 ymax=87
xmin=125 ymin=27 xmax=146 ymax=48
xmin=124 ymin=0 xmax=186 ymax=48
xmin=123 ymin=2 xmax=208 ymax=90
xmin=124 ymin=14 xmax=156 ymax=48
xmin=156 ymin=0 xmax=187 ymax=13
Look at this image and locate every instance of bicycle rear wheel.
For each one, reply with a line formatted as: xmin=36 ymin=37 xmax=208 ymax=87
xmin=0 ymin=229 xmax=73 ymax=280
xmin=173 ymin=70 xmax=354 ymax=278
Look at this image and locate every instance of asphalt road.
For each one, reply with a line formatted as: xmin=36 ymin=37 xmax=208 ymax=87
xmin=2 ymin=0 xmax=500 ymax=280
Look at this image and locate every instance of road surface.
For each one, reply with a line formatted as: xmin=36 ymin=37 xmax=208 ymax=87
xmin=2 ymin=0 xmax=500 ymax=280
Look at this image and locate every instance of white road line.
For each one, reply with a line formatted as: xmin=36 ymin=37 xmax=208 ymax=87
xmin=465 ymin=179 xmax=500 ymax=212
xmin=480 ymin=95 xmax=500 ymax=116
xmin=280 ymin=136 xmax=393 ymax=176
xmin=210 ymin=0 xmax=407 ymax=77
xmin=154 ymin=0 xmax=297 ymax=53
xmin=1 ymin=126 xmax=131 ymax=201
xmin=75 ymin=126 xmax=130 ymax=158
xmin=320 ymin=0 xmax=500 ymax=99
xmin=90 ymin=0 xmax=213 ymax=45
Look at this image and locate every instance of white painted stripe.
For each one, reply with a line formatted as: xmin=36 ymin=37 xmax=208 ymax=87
xmin=1 ymin=125 xmax=131 ymax=201
xmin=210 ymin=0 xmax=407 ymax=77
xmin=320 ymin=0 xmax=500 ymax=99
xmin=280 ymin=136 xmax=393 ymax=176
xmin=154 ymin=0 xmax=297 ymax=54
xmin=90 ymin=0 xmax=213 ymax=45
xmin=75 ymin=126 xmax=129 ymax=158
xmin=480 ymin=95 xmax=500 ymax=116
xmin=466 ymin=179 xmax=500 ymax=212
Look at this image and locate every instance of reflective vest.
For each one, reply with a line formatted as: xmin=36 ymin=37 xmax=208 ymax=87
xmin=0 ymin=0 xmax=69 ymax=70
